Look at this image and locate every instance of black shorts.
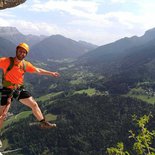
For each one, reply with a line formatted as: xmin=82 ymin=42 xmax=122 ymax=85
xmin=0 ymin=88 xmax=32 ymax=106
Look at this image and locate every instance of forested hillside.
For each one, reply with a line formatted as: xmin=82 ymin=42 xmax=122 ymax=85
xmin=78 ymin=28 xmax=155 ymax=77
xmin=3 ymin=94 xmax=155 ymax=155
xmin=1 ymin=27 xmax=155 ymax=155
xmin=0 ymin=58 xmax=155 ymax=155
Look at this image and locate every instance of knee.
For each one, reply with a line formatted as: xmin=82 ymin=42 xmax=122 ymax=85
xmin=0 ymin=108 xmax=3 ymax=116
xmin=0 ymin=106 xmax=7 ymax=119
xmin=31 ymin=101 xmax=39 ymax=109
xmin=0 ymin=106 xmax=6 ymax=115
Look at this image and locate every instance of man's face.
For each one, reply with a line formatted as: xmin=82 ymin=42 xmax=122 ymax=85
xmin=16 ymin=47 xmax=27 ymax=60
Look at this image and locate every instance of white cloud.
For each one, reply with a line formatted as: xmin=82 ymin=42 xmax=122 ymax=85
xmin=0 ymin=16 xmax=105 ymax=45
xmin=0 ymin=18 xmax=11 ymax=26
xmin=110 ymin=0 xmax=127 ymax=3
xmin=9 ymin=20 xmax=61 ymax=35
xmin=0 ymin=11 xmax=16 ymax=18
xmin=30 ymin=0 xmax=99 ymax=17
xmin=29 ymin=0 xmax=143 ymax=33
xmin=1 ymin=0 xmax=155 ymax=45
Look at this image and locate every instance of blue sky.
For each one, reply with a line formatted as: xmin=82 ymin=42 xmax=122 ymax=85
xmin=0 ymin=0 xmax=155 ymax=45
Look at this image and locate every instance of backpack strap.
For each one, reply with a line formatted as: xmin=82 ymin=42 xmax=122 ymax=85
xmin=6 ymin=57 xmax=14 ymax=72
xmin=2 ymin=57 xmax=15 ymax=88
xmin=8 ymin=57 xmax=14 ymax=71
xmin=2 ymin=57 xmax=14 ymax=81
xmin=22 ymin=60 xmax=27 ymax=72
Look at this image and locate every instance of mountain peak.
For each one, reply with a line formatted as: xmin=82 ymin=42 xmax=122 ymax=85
xmin=142 ymin=27 xmax=155 ymax=40
xmin=46 ymin=34 xmax=70 ymax=42
xmin=0 ymin=26 xmax=20 ymax=35
xmin=144 ymin=27 xmax=155 ymax=34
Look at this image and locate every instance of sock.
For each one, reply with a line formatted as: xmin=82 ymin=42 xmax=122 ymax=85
xmin=40 ymin=118 xmax=45 ymax=123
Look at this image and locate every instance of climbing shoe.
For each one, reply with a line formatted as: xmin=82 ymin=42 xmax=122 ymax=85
xmin=40 ymin=121 xmax=57 ymax=129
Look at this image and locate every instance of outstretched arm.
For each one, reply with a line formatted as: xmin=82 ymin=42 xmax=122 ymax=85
xmin=35 ymin=68 xmax=60 ymax=78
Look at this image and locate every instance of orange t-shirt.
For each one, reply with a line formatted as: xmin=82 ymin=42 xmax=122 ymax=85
xmin=0 ymin=57 xmax=37 ymax=86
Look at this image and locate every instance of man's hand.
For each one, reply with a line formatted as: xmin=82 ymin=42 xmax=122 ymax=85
xmin=36 ymin=68 xmax=60 ymax=77
xmin=51 ymin=72 xmax=60 ymax=78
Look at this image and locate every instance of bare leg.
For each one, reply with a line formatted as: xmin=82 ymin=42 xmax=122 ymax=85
xmin=19 ymin=97 xmax=44 ymax=121
xmin=0 ymin=106 xmax=7 ymax=128
xmin=0 ymin=98 xmax=12 ymax=128
xmin=19 ymin=97 xmax=56 ymax=128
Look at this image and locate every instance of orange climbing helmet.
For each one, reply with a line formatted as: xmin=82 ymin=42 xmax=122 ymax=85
xmin=17 ymin=43 xmax=29 ymax=53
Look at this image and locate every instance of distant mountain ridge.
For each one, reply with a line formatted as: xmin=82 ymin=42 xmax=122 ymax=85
xmin=0 ymin=37 xmax=16 ymax=57
xmin=0 ymin=26 xmax=46 ymax=46
xmin=28 ymin=34 xmax=98 ymax=61
xmin=78 ymin=27 xmax=155 ymax=78
xmin=78 ymin=40 xmax=98 ymax=50
xmin=0 ymin=26 xmax=98 ymax=60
